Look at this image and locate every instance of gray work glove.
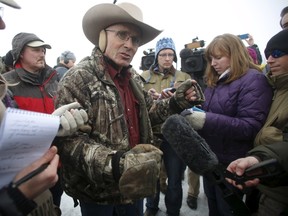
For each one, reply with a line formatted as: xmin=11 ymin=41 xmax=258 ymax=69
xmin=169 ymin=80 xmax=205 ymax=113
xmin=52 ymin=102 xmax=88 ymax=137
xmin=112 ymin=144 xmax=163 ymax=200
xmin=181 ymin=108 xmax=206 ymax=130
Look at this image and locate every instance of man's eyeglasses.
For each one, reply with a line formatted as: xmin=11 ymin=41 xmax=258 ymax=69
xmin=158 ymin=53 xmax=175 ymax=59
xmin=105 ymin=29 xmax=141 ymax=47
xmin=268 ymin=50 xmax=288 ymax=58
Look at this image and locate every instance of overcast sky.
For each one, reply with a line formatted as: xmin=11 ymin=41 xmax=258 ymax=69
xmin=1 ymin=0 xmax=286 ymax=71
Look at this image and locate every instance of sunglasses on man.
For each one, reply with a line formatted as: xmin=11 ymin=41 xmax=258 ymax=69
xmin=266 ymin=50 xmax=288 ymax=58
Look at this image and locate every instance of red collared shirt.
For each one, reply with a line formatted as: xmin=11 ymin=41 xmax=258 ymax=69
xmin=108 ymin=64 xmax=140 ymax=147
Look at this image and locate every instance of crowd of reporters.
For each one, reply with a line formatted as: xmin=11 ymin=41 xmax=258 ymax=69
xmin=0 ymin=0 xmax=288 ymax=215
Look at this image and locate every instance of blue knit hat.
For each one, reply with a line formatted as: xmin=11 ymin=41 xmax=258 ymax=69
xmin=155 ymin=37 xmax=177 ymax=63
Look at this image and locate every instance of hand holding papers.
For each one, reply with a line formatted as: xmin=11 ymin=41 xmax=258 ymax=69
xmin=0 ymin=108 xmax=60 ymax=188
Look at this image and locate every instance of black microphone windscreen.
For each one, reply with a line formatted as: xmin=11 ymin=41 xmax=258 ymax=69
xmin=161 ymin=114 xmax=218 ymax=175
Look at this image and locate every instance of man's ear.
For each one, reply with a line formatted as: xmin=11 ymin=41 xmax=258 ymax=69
xmin=19 ymin=51 xmax=24 ymax=59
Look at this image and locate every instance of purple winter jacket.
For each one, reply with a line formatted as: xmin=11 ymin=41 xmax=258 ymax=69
xmin=199 ymin=69 xmax=273 ymax=165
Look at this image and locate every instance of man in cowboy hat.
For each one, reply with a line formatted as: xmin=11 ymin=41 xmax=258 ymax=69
xmin=53 ymin=2 xmax=204 ymax=216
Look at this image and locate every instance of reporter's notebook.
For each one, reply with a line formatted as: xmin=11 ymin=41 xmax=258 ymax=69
xmin=0 ymin=108 xmax=60 ymax=188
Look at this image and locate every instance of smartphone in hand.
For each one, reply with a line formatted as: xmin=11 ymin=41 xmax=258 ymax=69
xmin=164 ymin=87 xmax=176 ymax=93
xmin=238 ymin=33 xmax=249 ymax=40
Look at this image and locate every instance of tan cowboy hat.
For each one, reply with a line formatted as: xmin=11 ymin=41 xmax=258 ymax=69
xmin=0 ymin=0 xmax=21 ymax=9
xmin=82 ymin=2 xmax=162 ymax=48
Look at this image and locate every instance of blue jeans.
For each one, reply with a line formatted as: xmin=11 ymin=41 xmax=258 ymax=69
xmin=80 ymin=199 xmax=143 ymax=216
xmin=145 ymin=180 xmax=160 ymax=212
xmin=146 ymin=139 xmax=186 ymax=216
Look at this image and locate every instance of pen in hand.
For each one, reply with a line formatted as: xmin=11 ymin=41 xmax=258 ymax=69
xmin=12 ymin=162 xmax=50 ymax=188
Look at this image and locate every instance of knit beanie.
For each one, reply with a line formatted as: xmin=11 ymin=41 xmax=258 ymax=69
xmin=60 ymin=51 xmax=76 ymax=62
xmin=264 ymin=29 xmax=288 ymax=59
xmin=154 ymin=37 xmax=177 ymax=64
xmin=11 ymin=32 xmax=51 ymax=65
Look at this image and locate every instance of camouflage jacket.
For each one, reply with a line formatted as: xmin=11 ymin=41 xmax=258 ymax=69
xmin=53 ymin=48 xmax=172 ymax=204
xmin=28 ymin=190 xmax=60 ymax=216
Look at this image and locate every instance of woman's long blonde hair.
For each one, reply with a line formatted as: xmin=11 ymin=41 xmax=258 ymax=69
xmin=204 ymin=33 xmax=261 ymax=87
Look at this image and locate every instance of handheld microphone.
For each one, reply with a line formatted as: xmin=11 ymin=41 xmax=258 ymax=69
xmin=161 ymin=114 xmax=253 ymax=216
xmin=161 ymin=114 xmax=275 ymax=215
xmin=161 ymin=114 xmax=218 ymax=175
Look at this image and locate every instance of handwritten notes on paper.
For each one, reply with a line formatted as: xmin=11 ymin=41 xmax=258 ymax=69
xmin=0 ymin=108 xmax=60 ymax=188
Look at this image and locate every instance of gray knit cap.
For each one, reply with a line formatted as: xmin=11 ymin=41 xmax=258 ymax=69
xmin=11 ymin=32 xmax=51 ymax=65
xmin=60 ymin=50 xmax=76 ymax=62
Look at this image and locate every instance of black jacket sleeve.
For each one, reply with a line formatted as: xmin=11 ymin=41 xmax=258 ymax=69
xmin=0 ymin=184 xmax=36 ymax=216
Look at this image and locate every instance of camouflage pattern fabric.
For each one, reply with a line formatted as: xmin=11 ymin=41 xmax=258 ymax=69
xmin=174 ymin=79 xmax=205 ymax=109
xmin=53 ymin=48 xmax=171 ymax=204
xmin=119 ymin=144 xmax=163 ymax=199
xmin=27 ymin=190 xmax=60 ymax=216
